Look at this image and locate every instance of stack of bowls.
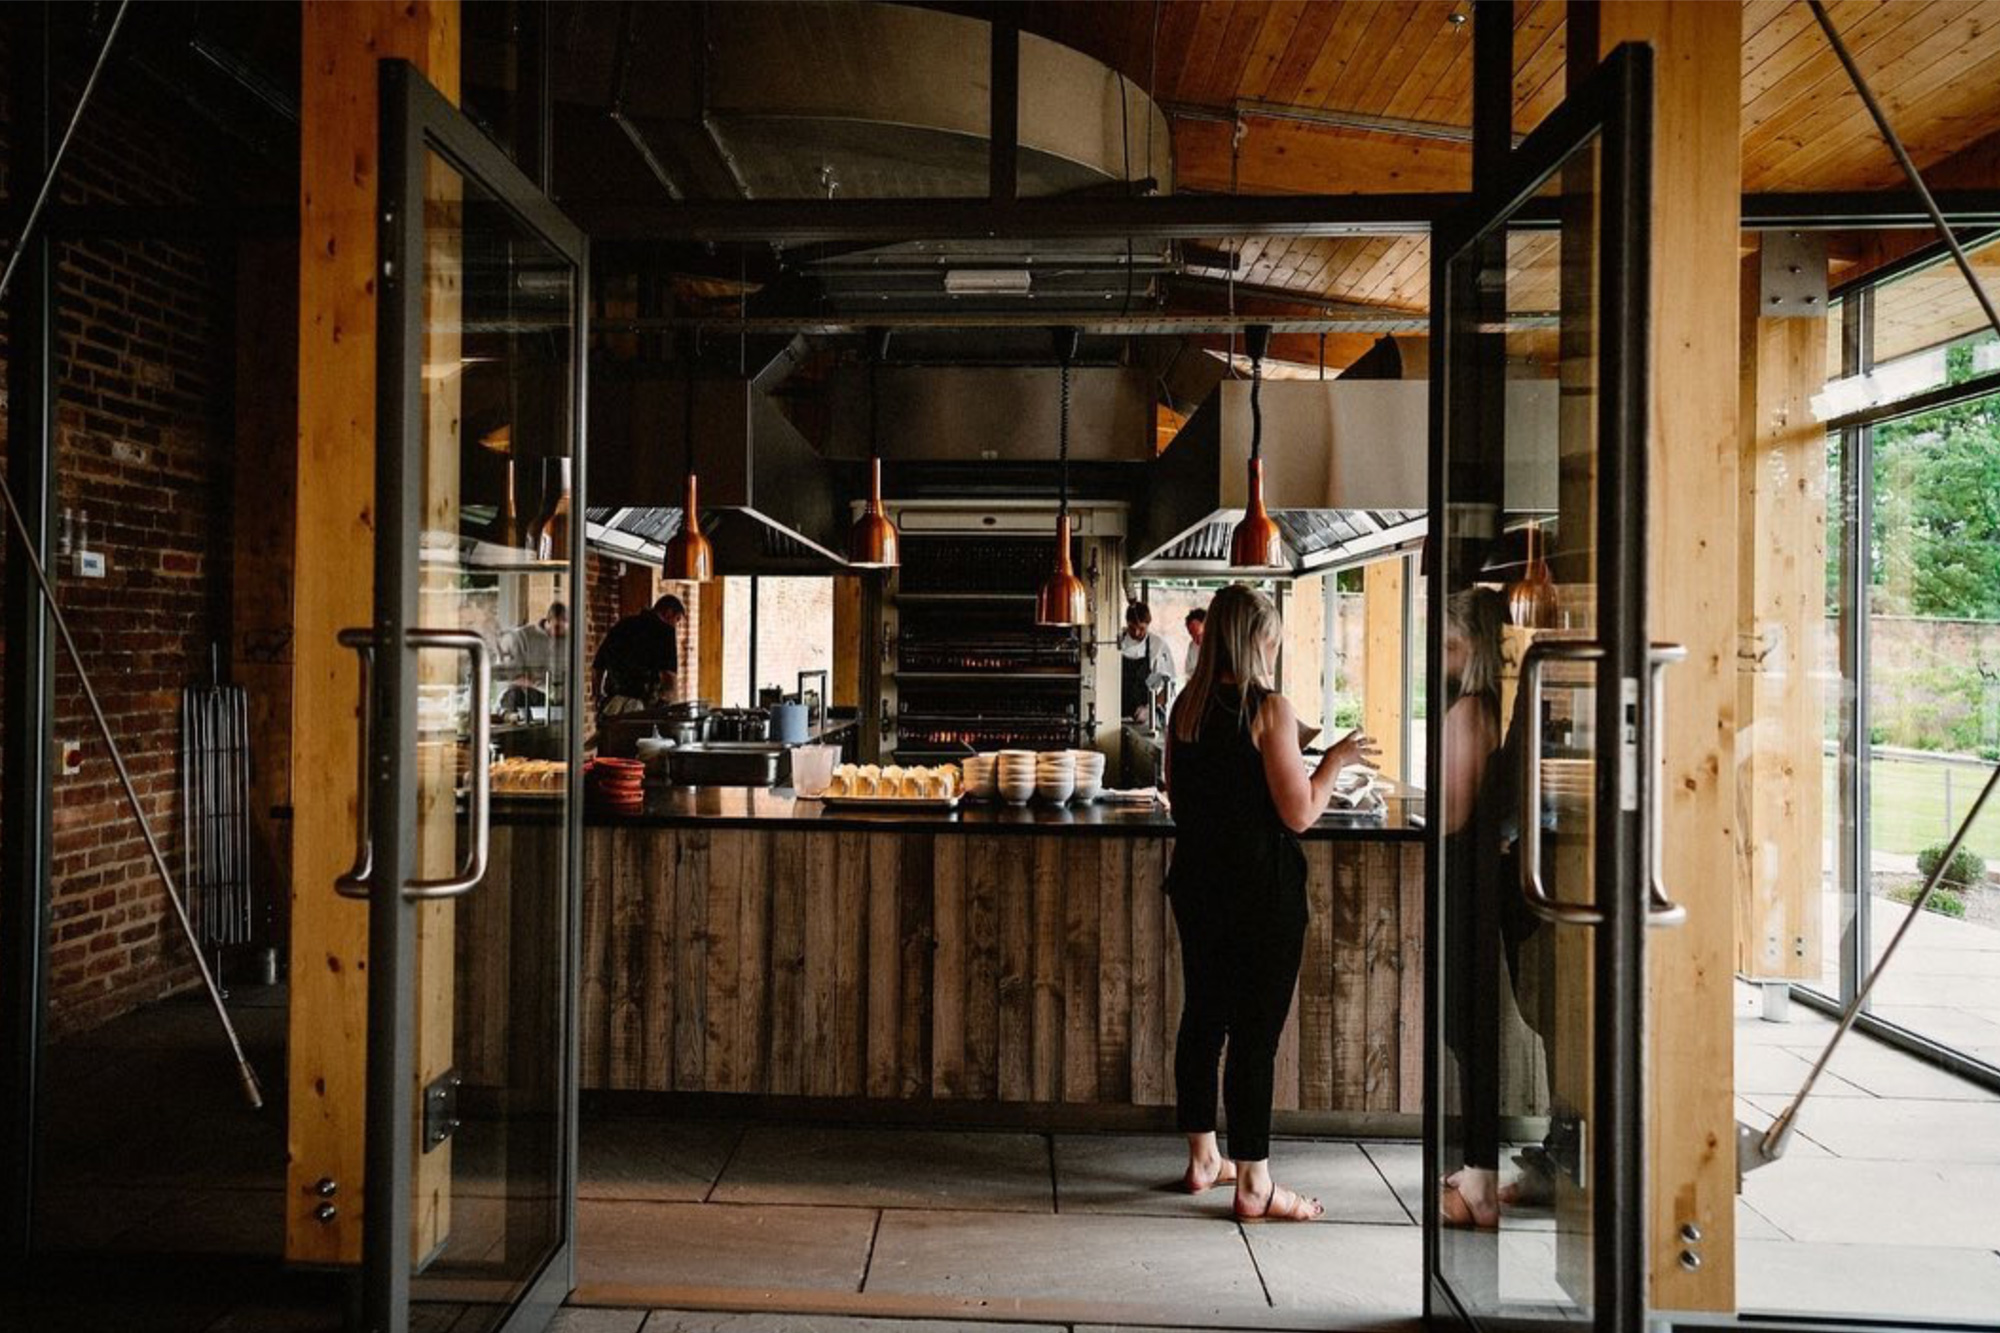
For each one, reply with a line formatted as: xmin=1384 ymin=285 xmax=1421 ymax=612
xmin=996 ymin=750 xmax=1038 ymax=805
xmin=1035 ymin=750 xmax=1076 ymax=804
xmin=962 ymin=753 xmax=997 ymax=801
xmin=1068 ymin=749 xmax=1107 ymax=803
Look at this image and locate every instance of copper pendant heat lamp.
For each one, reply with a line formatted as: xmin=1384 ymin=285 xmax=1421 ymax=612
xmin=1036 ymin=329 xmax=1090 ymax=628
xmin=847 ymin=330 xmax=901 ymax=568
xmin=1229 ymin=324 xmax=1285 ymax=570
xmin=662 ymin=343 xmax=714 ymax=582
xmin=1506 ymin=521 xmax=1559 ymax=628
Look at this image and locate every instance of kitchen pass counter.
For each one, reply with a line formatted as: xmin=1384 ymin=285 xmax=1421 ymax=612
xmin=587 ymin=783 xmax=1425 ymax=841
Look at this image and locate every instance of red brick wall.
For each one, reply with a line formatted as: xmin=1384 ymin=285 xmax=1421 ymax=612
xmin=1 ymin=38 xmax=242 ymax=1036
xmin=580 ymin=550 xmax=704 ymax=713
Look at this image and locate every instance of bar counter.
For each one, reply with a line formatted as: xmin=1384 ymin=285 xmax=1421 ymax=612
xmin=583 ymin=783 xmax=1426 ymax=839
xmin=481 ymin=786 xmax=1425 ymax=1126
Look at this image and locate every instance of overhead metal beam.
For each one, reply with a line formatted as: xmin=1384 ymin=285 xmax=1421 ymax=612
xmin=989 ymin=14 xmax=1018 ymax=205
xmin=1472 ymin=0 xmax=1513 ymax=187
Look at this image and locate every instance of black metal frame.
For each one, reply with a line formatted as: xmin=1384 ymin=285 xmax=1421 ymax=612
xmin=367 ymin=59 xmax=589 ymax=1333
xmin=1424 ymin=40 xmax=1656 ymax=1333
xmin=0 ymin=1 xmax=58 ymax=1275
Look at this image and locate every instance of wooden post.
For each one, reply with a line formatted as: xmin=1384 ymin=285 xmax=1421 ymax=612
xmin=1736 ymin=247 xmax=1828 ymax=983
xmin=1362 ymin=559 xmax=1405 ymax=780
xmin=287 ymin=0 xmax=458 ymax=1268
xmin=1584 ymin=1 xmax=1742 ymax=1311
xmin=832 ymin=575 xmax=863 ymax=708
xmin=697 ymin=577 xmax=727 ymax=702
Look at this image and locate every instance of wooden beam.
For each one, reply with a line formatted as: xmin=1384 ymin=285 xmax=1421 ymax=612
xmin=1735 ymin=248 xmax=1828 ymax=984
xmin=697 ymin=578 xmax=727 ymax=702
xmin=832 ymin=576 xmax=863 ymax=709
xmin=1172 ymin=116 xmax=1471 ymax=196
xmin=1588 ymin=0 xmax=1742 ymax=1311
xmin=287 ymin=0 xmax=458 ymax=1269
xmin=1361 ymin=558 xmax=1406 ymax=782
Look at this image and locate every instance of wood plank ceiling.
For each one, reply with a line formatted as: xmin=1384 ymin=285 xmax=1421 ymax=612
xmin=1005 ymin=0 xmax=2000 ymax=322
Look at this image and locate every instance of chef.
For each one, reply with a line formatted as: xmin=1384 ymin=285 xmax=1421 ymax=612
xmin=494 ymin=601 xmax=567 ymax=712
xmin=1182 ymin=605 xmax=1206 ymax=677
xmin=592 ymin=593 xmax=685 ymax=718
xmin=1120 ymin=600 xmax=1176 ymax=723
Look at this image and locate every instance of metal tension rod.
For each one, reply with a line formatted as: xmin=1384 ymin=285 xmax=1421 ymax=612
xmin=1743 ymin=763 xmax=1998 ymax=1174
xmin=0 ymin=0 xmax=264 ymax=1110
xmin=1808 ymin=0 xmax=2000 ymax=343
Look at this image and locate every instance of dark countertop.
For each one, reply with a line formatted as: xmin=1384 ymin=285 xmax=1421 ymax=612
xmin=583 ymin=784 xmax=1424 ymax=840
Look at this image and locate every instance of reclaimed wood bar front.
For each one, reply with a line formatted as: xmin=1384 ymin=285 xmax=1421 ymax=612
xmin=513 ymin=790 xmax=1425 ymax=1123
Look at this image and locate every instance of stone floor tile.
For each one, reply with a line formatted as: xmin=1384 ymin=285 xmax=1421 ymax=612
xmin=1359 ymin=1143 xmax=1422 ymax=1224
xmin=582 ymin=1119 xmax=745 ymax=1202
xmin=639 ymin=1313 xmax=1046 ymax=1332
xmin=1738 ymin=1239 xmax=2000 ymax=1322
xmin=710 ymin=1127 xmax=1053 ymax=1213
xmin=1054 ymin=1135 xmax=1410 ymax=1226
xmin=1735 ymin=1098 xmax=1832 ymax=1158
xmin=1776 ymin=1039 xmax=2000 ymax=1103
xmin=1241 ymin=1221 xmax=1423 ymax=1314
xmin=1740 ymin=1158 xmax=2000 ymax=1249
xmin=1741 ymin=1093 xmax=2000 ymax=1162
xmin=1735 ymin=1198 xmax=1789 ymax=1242
xmin=548 ymin=1310 xmax=648 ymax=1333
xmin=578 ymin=1200 xmax=877 ymax=1293
xmin=864 ymin=1209 xmax=1267 ymax=1311
xmin=1735 ymin=1043 xmax=1867 ymax=1098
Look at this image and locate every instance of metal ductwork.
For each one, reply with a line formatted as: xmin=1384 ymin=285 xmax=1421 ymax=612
xmin=821 ymin=363 xmax=1158 ymax=464
xmin=585 ymin=339 xmax=849 ymax=573
xmin=1135 ymin=380 xmax=1431 ymax=576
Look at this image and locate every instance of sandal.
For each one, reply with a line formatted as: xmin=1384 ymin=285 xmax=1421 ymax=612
xmin=1182 ymin=1160 xmax=1239 ymax=1194
xmin=1235 ymin=1182 xmax=1324 ymax=1223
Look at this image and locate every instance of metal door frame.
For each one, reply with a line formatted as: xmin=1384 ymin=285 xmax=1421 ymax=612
xmin=364 ymin=57 xmax=589 ymax=1333
xmin=1422 ymin=41 xmax=1655 ymax=1333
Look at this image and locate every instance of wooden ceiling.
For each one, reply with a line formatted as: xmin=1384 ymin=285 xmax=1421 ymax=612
xmin=996 ymin=0 xmax=2000 ymax=328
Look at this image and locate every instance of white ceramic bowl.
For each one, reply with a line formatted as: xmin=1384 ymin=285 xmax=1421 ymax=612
xmin=1071 ymin=779 xmax=1101 ymax=804
xmin=1036 ymin=774 xmax=1075 ymax=803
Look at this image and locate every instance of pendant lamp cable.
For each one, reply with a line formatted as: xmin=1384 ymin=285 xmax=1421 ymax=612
xmin=681 ymin=329 xmax=698 ymax=479
xmin=1058 ymin=336 xmax=1073 ymax=524
xmin=1249 ymin=335 xmax=1264 ymax=462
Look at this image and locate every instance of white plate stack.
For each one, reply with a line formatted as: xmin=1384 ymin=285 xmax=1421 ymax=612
xmin=1067 ymin=749 xmax=1106 ymax=803
xmin=962 ymin=753 xmax=997 ymax=801
xmin=997 ymin=750 xmax=1038 ymax=805
xmin=1035 ymin=750 xmax=1076 ymax=803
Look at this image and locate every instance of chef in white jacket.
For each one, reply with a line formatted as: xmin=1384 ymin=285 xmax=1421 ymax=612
xmin=1120 ymin=601 xmax=1176 ymax=722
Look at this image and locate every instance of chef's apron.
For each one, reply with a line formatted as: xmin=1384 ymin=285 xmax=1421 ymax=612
xmin=1122 ymin=650 xmax=1151 ymax=719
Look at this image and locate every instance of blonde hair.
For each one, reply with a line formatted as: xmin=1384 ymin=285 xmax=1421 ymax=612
xmin=1173 ymin=583 xmax=1281 ymax=742
xmin=1445 ymin=587 xmax=1507 ymax=702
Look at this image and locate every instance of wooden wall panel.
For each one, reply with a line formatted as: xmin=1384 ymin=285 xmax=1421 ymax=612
xmin=287 ymin=0 xmax=458 ymax=1267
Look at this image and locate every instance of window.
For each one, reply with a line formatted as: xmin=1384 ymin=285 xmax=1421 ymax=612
xmin=718 ymin=576 xmax=835 ymax=708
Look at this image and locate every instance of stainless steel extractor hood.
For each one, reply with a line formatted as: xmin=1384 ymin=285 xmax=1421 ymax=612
xmin=584 ymin=340 xmax=849 ymax=574
xmin=1134 ymin=379 xmax=1431 ymax=576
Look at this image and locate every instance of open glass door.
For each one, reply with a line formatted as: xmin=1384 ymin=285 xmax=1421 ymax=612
xmin=354 ymin=60 xmax=588 ymax=1333
xmin=1426 ymin=44 xmax=1671 ymax=1332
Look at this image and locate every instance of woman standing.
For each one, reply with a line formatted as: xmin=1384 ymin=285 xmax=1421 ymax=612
xmin=1436 ymin=586 xmax=1510 ymax=1228
xmin=1165 ymin=584 xmax=1380 ymax=1223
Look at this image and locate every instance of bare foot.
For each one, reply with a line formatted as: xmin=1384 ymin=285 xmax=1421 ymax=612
xmin=1234 ymin=1181 xmax=1324 ymax=1223
xmin=1183 ymin=1156 xmax=1239 ymax=1193
xmin=1439 ymin=1166 xmax=1500 ymax=1229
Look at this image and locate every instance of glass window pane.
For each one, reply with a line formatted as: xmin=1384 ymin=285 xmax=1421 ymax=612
xmin=1864 ymin=391 xmax=2000 ymax=1070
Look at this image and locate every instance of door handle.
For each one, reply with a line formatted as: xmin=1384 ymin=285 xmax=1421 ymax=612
xmin=1518 ymin=638 xmax=1607 ymax=927
xmin=332 ymin=627 xmax=493 ymax=902
xmin=1646 ymin=643 xmax=1689 ymax=927
xmin=403 ymin=629 xmax=492 ymax=901
xmin=334 ymin=628 xmax=378 ymax=900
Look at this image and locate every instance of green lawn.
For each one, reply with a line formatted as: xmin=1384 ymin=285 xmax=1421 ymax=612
xmin=1823 ymin=750 xmax=2000 ymax=864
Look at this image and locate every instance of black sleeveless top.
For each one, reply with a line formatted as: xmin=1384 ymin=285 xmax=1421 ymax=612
xmin=1164 ymin=683 xmax=1308 ymax=903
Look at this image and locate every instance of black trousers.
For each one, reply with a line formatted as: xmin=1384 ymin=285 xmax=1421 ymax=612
xmin=1169 ymin=883 xmax=1307 ymax=1163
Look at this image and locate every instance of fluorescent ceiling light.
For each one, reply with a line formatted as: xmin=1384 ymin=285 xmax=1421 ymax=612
xmin=943 ymin=269 xmax=1032 ymax=296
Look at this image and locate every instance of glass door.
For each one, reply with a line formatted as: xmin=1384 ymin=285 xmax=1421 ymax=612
xmin=353 ymin=60 xmax=588 ymax=1333
xmin=1426 ymin=44 xmax=1672 ymax=1332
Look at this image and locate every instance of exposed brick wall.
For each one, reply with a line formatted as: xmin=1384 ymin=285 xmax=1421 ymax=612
xmin=1 ymin=32 xmax=243 ymax=1037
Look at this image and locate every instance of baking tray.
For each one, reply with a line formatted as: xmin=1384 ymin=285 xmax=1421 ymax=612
xmin=817 ymin=793 xmax=963 ymax=811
